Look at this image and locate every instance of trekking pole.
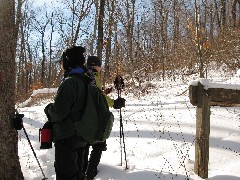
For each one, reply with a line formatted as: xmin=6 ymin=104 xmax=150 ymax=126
xmin=14 ymin=110 xmax=48 ymax=180
xmin=22 ymin=126 xmax=48 ymax=180
xmin=114 ymin=75 xmax=128 ymax=170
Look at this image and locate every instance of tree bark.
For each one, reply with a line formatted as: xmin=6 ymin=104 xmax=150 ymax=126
xmin=89 ymin=0 xmax=99 ymax=55
xmin=195 ymin=0 xmax=204 ymax=78
xmin=221 ymin=0 xmax=226 ymax=31
xmin=0 ymin=0 xmax=24 ymax=179
xmin=173 ymin=0 xmax=180 ymax=46
xmin=103 ymin=0 xmax=115 ymax=87
xmin=232 ymin=0 xmax=240 ymax=27
xmin=97 ymin=0 xmax=105 ymax=62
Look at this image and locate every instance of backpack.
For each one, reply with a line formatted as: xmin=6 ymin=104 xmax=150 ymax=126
xmin=73 ymin=73 xmax=114 ymax=144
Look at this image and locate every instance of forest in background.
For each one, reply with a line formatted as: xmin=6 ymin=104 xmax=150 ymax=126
xmin=15 ymin=0 xmax=240 ymax=102
xmin=1 ymin=0 xmax=239 ymax=179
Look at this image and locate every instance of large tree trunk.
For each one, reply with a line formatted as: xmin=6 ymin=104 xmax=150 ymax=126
xmin=0 ymin=0 xmax=24 ymax=179
xmin=173 ymin=0 xmax=180 ymax=47
xmin=195 ymin=0 xmax=204 ymax=78
xmin=103 ymin=0 xmax=115 ymax=87
xmin=41 ymin=31 xmax=46 ymax=87
xmin=97 ymin=0 xmax=105 ymax=62
xmin=221 ymin=0 xmax=226 ymax=28
xmin=89 ymin=0 xmax=99 ymax=55
xmin=232 ymin=0 xmax=240 ymax=27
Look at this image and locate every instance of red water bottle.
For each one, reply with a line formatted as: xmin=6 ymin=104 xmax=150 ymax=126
xmin=39 ymin=122 xmax=53 ymax=149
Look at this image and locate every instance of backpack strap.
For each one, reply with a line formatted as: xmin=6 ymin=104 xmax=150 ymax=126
xmin=75 ymin=74 xmax=90 ymax=85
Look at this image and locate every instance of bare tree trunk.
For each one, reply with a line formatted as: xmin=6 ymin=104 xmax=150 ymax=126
xmin=239 ymin=0 xmax=240 ymax=27
xmin=195 ymin=0 xmax=204 ymax=78
xmin=48 ymin=12 xmax=54 ymax=87
xmin=173 ymin=0 xmax=180 ymax=46
xmin=89 ymin=0 xmax=99 ymax=55
xmin=232 ymin=0 xmax=240 ymax=27
xmin=210 ymin=2 xmax=214 ymax=41
xmin=232 ymin=0 xmax=237 ymax=27
xmin=20 ymin=20 xmax=28 ymax=94
xmin=15 ymin=0 xmax=22 ymax=50
xmin=0 ymin=0 xmax=24 ymax=179
xmin=16 ymin=21 xmax=25 ymax=98
xmin=41 ymin=31 xmax=46 ymax=86
xmin=97 ymin=0 xmax=105 ymax=62
xmin=221 ymin=0 xmax=226 ymax=30
xmin=103 ymin=0 xmax=115 ymax=87
xmin=159 ymin=1 xmax=167 ymax=80
xmin=32 ymin=10 xmax=52 ymax=88
xmin=71 ymin=0 xmax=75 ymax=42
xmin=113 ymin=13 xmax=120 ymax=75
xmin=27 ymin=42 xmax=33 ymax=91
xmin=152 ymin=6 xmax=159 ymax=71
xmin=125 ymin=0 xmax=135 ymax=64
xmin=214 ymin=0 xmax=221 ymax=32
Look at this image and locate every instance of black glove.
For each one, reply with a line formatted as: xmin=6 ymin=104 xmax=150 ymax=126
xmin=12 ymin=113 xmax=24 ymax=130
xmin=44 ymin=103 xmax=53 ymax=120
xmin=113 ymin=97 xmax=126 ymax=109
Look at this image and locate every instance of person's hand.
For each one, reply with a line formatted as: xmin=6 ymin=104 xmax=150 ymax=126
xmin=113 ymin=97 xmax=126 ymax=109
xmin=12 ymin=114 xmax=24 ymax=130
xmin=104 ymin=87 xmax=113 ymax=95
xmin=44 ymin=103 xmax=53 ymax=120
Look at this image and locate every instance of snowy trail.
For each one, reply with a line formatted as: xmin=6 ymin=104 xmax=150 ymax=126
xmin=17 ymin=72 xmax=240 ymax=180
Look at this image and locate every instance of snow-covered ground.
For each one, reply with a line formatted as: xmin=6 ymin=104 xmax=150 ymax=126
xmin=17 ymin=69 xmax=240 ymax=180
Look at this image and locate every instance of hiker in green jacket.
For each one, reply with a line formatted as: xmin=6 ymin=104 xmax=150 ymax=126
xmin=83 ymin=56 xmax=125 ymax=180
xmin=44 ymin=46 xmax=91 ymax=180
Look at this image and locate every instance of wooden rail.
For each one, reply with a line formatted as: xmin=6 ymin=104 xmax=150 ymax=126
xmin=189 ymin=80 xmax=240 ymax=179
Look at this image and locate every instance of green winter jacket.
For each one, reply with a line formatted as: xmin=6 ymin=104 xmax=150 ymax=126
xmin=45 ymin=69 xmax=87 ymax=142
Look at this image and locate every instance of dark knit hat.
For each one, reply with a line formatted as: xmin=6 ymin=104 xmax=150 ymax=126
xmin=87 ymin=56 xmax=102 ymax=67
xmin=62 ymin=46 xmax=86 ymax=70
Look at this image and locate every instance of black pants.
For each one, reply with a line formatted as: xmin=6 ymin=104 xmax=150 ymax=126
xmin=83 ymin=141 xmax=107 ymax=178
xmin=55 ymin=135 xmax=87 ymax=180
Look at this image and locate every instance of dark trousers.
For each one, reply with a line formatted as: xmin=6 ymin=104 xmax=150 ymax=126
xmin=55 ymin=135 xmax=86 ymax=180
xmin=83 ymin=141 xmax=107 ymax=178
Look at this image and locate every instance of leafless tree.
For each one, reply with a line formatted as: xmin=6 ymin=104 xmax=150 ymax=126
xmin=232 ymin=0 xmax=240 ymax=27
xmin=97 ymin=0 xmax=105 ymax=61
xmin=12 ymin=0 xmax=240 ymax=98
xmin=102 ymin=0 xmax=115 ymax=87
xmin=0 ymin=0 xmax=24 ymax=178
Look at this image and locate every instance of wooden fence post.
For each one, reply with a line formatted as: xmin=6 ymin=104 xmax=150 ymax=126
xmin=194 ymin=82 xmax=210 ymax=179
xmin=189 ymin=80 xmax=240 ymax=179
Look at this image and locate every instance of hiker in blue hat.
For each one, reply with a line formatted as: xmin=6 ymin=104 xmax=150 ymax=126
xmin=44 ymin=46 xmax=90 ymax=180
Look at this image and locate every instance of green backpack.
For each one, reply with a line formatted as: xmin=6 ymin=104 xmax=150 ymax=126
xmin=73 ymin=74 xmax=114 ymax=144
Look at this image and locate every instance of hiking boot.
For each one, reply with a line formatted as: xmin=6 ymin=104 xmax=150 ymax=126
xmin=85 ymin=151 xmax=101 ymax=179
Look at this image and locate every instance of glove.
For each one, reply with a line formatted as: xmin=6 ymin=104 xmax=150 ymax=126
xmin=44 ymin=103 xmax=53 ymax=120
xmin=104 ymin=87 xmax=113 ymax=95
xmin=113 ymin=97 xmax=126 ymax=109
xmin=12 ymin=113 xmax=24 ymax=130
